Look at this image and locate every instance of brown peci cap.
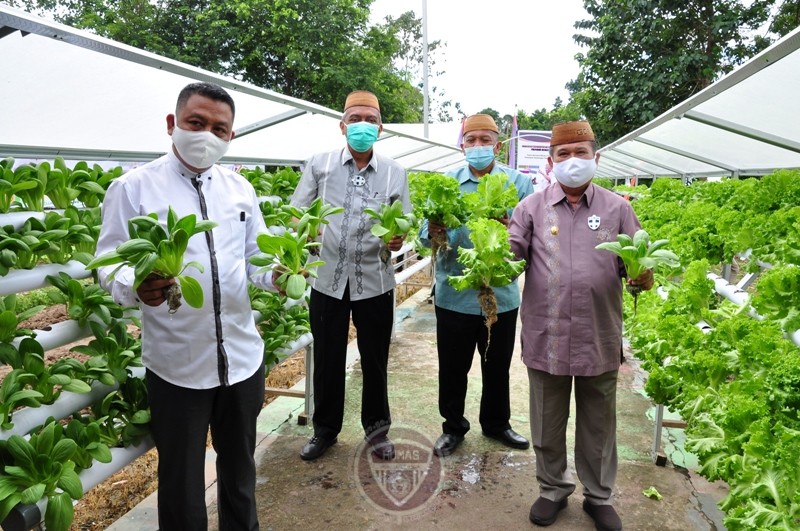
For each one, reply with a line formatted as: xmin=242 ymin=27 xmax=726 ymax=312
xmin=550 ymin=121 xmax=595 ymax=146
xmin=344 ymin=90 xmax=380 ymax=111
xmin=463 ymin=114 xmax=499 ymax=134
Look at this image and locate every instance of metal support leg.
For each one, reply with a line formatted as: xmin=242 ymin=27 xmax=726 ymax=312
xmin=652 ymin=403 xmax=667 ymax=466
xmin=300 ymin=342 xmax=314 ymax=426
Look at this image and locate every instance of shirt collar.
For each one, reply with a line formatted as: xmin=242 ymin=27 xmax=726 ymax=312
xmin=167 ymin=149 xmax=214 ymax=178
xmin=457 ymin=163 xmax=501 ymax=185
xmin=341 ymin=147 xmax=378 ymax=172
xmin=548 ymin=181 xmax=596 ymax=207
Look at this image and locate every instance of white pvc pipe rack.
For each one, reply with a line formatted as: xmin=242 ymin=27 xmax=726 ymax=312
xmin=0 ymin=260 xmax=91 ymax=297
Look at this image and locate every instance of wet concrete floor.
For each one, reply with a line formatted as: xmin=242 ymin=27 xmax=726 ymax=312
xmin=110 ymin=287 xmax=728 ymax=531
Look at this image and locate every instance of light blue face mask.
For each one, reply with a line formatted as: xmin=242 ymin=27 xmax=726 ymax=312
xmin=464 ymin=145 xmax=496 ymax=170
xmin=346 ymin=122 xmax=380 ymax=152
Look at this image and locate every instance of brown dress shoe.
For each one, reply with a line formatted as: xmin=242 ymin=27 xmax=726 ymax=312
xmin=583 ymin=499 xmax=622 ymax=531
xmin=529 ymin=496 xmax=568 ymax=526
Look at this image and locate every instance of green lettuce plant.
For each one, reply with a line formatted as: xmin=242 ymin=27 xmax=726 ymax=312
xmin=463 ymin=172 xmax=519 ymax=221
xmin=0 ymin=293 xmax=44 ymax=344
xmin=409 ymin=172 xmax=468 ymax=257
xmin=85 ymin=207 xmax=216 ymax=313
xmin=448 ymin=218 xmax=526 ymax=349
xmin=0 ymin=158 xmax=39 ymax=213
xmin=250 ymin=229 xmax=323 ymax=300
xmin=286 ymin=197 xmax=344 ymax=249
xmin=364 ymin=199 xmax=416 ymax=264
xmin=0 ymin=420 xmax=83 ymax=531
xmin=595 ymin=228 xmax=680 ymax=313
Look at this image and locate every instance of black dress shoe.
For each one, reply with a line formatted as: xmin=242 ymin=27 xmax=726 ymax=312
xmin=482 ymin=428 xmax=530 ymax=449
xmin=583 ymin=499 xmax=622 ymax=531
xmin=529 ymin=496 xmax=568 ymax=526
xmin=433 ymin=433 xmax=464 ymax=457
xmin=300 ymin=435 xmax=337 ymax=461
xmin=366 ymin=434 xmax=395 ymax=460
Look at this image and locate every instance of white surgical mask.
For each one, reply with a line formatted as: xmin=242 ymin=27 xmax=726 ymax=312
xmin=552 ymin=156 xmax=596 ymax=188
xmin=171 ymin=126 xmax=230 ymax=169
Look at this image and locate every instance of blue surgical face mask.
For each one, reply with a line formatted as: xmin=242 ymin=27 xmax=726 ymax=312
xmin=346 ymin=122 xmax=380 ymax=152
xmin=464 ymin=145 xmax=496 ymax=170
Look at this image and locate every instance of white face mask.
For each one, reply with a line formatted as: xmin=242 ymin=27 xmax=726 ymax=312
xmin=171 ymin=125 xmax=230 ymax=169
xmin=552 ymin=156 xmax=596 ymax=188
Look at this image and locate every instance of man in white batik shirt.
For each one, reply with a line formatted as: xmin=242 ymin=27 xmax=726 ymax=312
xmin=290 ymin=90 xmax=410 ymax=462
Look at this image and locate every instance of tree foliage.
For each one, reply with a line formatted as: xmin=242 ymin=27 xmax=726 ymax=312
xmin=569 ymin=0 xmax=798 ymax=144
xmin=516 ymin=97 xmax=584 ymax=132
xmin=6 ymin=0 xmax=448 ymax=122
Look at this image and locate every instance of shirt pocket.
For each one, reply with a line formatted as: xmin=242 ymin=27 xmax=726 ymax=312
xmin=363 ymin=193 xmax=390 ymax=212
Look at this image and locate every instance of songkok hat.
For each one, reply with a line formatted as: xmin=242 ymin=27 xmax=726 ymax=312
xmin=463 ymin=114 xmax=499 ymax=134
xmin=344 ymin=90 xmax=380 ymax=111
xmin=550 ymin=121 xmax=595 ymax=146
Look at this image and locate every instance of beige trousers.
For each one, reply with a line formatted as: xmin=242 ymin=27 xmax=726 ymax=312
xmin=528 ymin=368 xmax=618 ymax=504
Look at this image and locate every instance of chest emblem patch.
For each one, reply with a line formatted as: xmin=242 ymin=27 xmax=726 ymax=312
xmin=587 ymin=215 xmax=601 ymax=231
xmin=351 ymin=174 xmax=366 ymax=187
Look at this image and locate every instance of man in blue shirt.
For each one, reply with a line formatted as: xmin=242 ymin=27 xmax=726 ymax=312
xmin=422 ymin=114 xmax=533 ymax=456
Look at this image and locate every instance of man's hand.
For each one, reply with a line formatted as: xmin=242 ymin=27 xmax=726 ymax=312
xmin=136 ymin=275 xmax=174 ymax=307
xmin=628 ymin=269 xmax=654 ymax=291
xmin=495 ymin=213 xmax=510 ymax=227
xmin=388 ymin=234 xmax=405 ymax=252
xmin=427 ymin=220 xmax=447 ymax=238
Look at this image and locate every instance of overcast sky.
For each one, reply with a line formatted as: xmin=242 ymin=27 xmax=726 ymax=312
xmin=369 ymin=0 xmax=589 ymax=120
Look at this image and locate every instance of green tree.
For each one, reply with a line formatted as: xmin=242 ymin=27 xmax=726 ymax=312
xmin=769 ymin=0 xmax=800 ymax=36
xmin=570 ymin=0 xmax=783 ymax=144
xmin=516 ymin=97 xmax=584 ymax=131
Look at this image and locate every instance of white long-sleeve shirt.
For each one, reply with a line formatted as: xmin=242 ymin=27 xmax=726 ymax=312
xmin=95 ymin=151 xmax=273 ymax=389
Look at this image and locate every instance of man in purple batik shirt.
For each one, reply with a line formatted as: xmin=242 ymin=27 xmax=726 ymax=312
xmin=508 ymin=120 xmax=653 ymax=531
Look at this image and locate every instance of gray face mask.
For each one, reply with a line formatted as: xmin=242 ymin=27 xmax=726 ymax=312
xmin=172 ymin=126 xmax=231 ymax=168
xmin=552 ymin=156 xmax=596 ymax=187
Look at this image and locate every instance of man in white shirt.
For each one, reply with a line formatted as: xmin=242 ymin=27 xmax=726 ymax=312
xmin=95 ymin=82 xmax=273 ymax=531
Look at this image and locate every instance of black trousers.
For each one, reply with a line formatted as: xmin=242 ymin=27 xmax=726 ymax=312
xmin=309 ymin=287 xmax=393 ymax=440
xmin=146 ymin=365 xmax=265 ymax=531
xmin=435 ymin=306 xmax=519 ymax=436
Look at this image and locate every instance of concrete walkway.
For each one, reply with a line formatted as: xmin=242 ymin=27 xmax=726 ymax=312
xmin=109 ymin=287 xmax=728 ymax=530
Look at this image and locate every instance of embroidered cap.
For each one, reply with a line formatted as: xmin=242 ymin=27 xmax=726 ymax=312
xmin=463 ymin=114 xmax=499 ymax=134
xmin=344 ymin=90 xmax=380 ymax=111
xmin=550 ymin=121 xmax=595 ymax=146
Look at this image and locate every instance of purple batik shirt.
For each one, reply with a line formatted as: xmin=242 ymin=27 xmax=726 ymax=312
xmin=508 ymin=182 xmax=641 ymax=377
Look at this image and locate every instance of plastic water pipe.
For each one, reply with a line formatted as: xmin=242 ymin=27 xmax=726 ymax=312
xmin=707 ymin=272 xmax=800 ymax=347
xmin=0 ymin=367 xmax=146 ymax=438
xmin=0 ymin=260 xmax=91 ymax=296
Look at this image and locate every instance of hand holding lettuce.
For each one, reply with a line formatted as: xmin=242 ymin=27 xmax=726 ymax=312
xmin=448 ymin=218 xmax=526 ymax=350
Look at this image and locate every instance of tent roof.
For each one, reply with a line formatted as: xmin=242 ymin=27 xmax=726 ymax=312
xmin=0 ymin=5 xmax=465 ymax=172
xmin=597 ymin=25 xmax=800 ymax=180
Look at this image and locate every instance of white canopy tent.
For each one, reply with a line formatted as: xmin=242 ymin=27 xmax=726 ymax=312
xmin=597 ymin=25 xmax=800 ymax=181
xmin=0 ymin=5 xmax=465 ymax=172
